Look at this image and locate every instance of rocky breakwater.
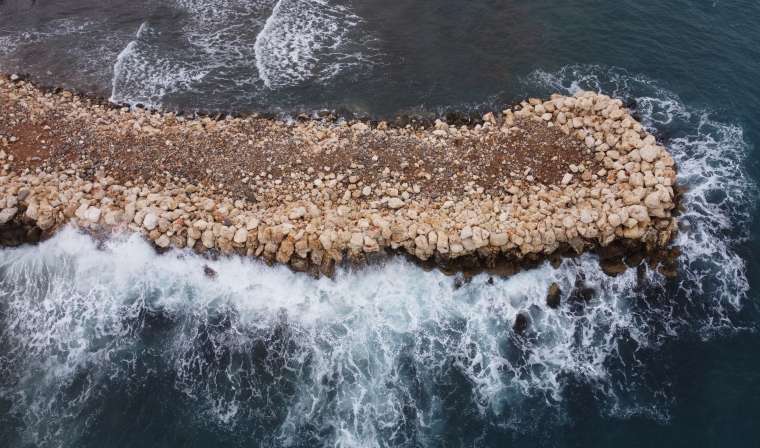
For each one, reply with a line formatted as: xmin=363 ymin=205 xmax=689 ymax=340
xmin=0 ymin=76 xmax=678 ymax=276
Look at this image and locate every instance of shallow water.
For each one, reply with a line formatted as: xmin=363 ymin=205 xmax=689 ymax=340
xmin=1 ymin=1 xmax=760 ymax=447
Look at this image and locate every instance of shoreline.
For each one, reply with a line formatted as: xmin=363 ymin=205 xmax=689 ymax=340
xmin=0 ymin=74 xmax=680 ymax=277
xmin=2 ymin=72 xmax=528 ymax=127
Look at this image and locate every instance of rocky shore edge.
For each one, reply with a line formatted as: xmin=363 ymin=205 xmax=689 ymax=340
xmin=0 ymin=75 xmax=679 ymax=278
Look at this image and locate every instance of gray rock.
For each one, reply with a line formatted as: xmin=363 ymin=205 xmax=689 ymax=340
xmin=143 ymin=213 xmax=158 ymax=230
xmin=387 ymin=197 xmax=405 ymax=209
xmin=0 ymin=207 xmax=18 ymax=225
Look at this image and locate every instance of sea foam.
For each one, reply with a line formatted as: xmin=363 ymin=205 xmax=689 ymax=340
xmin=254 ymin=0 xmax=378 ymax=89
xmin=110 ymin=0 xmax=378 ymax=108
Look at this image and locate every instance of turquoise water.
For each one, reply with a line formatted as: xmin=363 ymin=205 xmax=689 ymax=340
xmin=1 ymin=1 xmax=759 ymax=447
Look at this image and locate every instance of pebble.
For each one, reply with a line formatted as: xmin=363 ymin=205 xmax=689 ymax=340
xmin=289 ymin=207 xmax=306 ymax=220
xmin=387 ymin=197 xmax=405 ymax=209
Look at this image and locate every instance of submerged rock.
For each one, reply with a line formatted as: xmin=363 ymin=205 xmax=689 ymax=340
xmin=513 ymin=313 xmax=529 ymax=334
xmin=546 ymin=282 xmax=562 ymax=309
xmin=600 ymin=258 xmax=628 ymax=276
xmin=203 ymin=265 xmax=217 ymax=279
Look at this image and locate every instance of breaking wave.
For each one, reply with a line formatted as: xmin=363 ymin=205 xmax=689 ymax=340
xmin=1 ymin=66 xmax=756 ymax=447
xmin=111 ymin=0 xmax=273 ymax=107
xmin=110 ymin=0 xmax=379 ymax=108
xmin=254 ymin=0 xmax=378 ymax=89
xmin=110 ymin=20 xmax=210 ymax=109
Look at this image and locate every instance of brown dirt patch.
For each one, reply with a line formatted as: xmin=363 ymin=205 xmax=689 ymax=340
xmin=1 ymin=81 xmax=601 ymax=203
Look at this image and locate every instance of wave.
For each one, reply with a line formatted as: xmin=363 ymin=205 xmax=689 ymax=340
xmin=110 ymin=0 xmax=273 ymax=107
xmin=110 ymin=21 xmax=209 ymax=108
xmin=1 ymin=66 xmax=756 ymax=446
xmin=110 ymin=0 xmax=379 ymax=108
xmin=254 ymin=0 xmax=378 ymax=89
xmin=0 ymin=229 xmax=671 ymax=446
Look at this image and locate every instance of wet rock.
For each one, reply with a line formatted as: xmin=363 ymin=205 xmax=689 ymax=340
xmin=546 ymin=282 xmax=561 ymax=309
xmin=513 ymin=313 xmax=529 ymax=334
xmin=600 ymin=258 xmax=628 ymax=276
xmin=658 ymin=260 xmax=678 ymax=278
xmin=453 ymin=274 xmax=471 ymax=290
xmin=569 ymin=281 xmax=595 ymax=303
xmin=597 ymin=241 xmax=627 ymax=260
xmin=0 ymin=207 xmax=18 ymax=225
xmin=203 ymin=265 xmax=217 ymax=278
xmin=624 ymin=251 xmax=646 ymax=268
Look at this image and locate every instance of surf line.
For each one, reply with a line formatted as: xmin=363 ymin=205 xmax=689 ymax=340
xmin=110 ymin=22 xmax=150 ymax=106
xmin=253 ymin=0 xmax=285 ymax=89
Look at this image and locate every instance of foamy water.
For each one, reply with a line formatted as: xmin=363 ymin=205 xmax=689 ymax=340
xmin=1 ymin=66 xmax=756 ymax=446
xmin=108 ymin=0 xmax=379 ymax=108
xmin=254 ymin=0 xmax=377 ymax=89
xmin=111 ymin=0 xmax=272 ymax=107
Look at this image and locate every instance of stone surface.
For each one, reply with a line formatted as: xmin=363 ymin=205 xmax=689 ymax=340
xmin=387 ymin=197 xmax=405 ymax=209
xmin=143 ymin=213 xmax=158 ymax=231
xmin=0 ymin=79 xmax=678 ymax=275
xmin=546 ymin=282 xmax=562 ymax=309
xmin=0 ymin=207 xmax=17 ymax=225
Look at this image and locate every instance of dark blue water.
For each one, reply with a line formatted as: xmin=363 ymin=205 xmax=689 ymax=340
xmin=1 ymin=1 xmax=760 ymax=447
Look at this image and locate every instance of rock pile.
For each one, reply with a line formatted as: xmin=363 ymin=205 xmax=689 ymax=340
xmin=0 ymin=76 xmax=678 ymax=275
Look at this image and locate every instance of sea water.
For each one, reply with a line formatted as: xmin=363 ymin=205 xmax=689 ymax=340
xmin=1 ymin=1 xmax=759 ymax=446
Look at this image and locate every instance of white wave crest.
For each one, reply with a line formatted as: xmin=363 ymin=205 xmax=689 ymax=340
xmin=254 ymin=0 xmax=378 ymax=89
xmin=0 ymin=220 xmax=744 ymax=446
xmin=110 ymin=0 xmax=275 ymax=107
xmin=110 ymin=22 xmax=208 ymax=108
xmin=109 ymin=0 xmax=379 ymax=108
